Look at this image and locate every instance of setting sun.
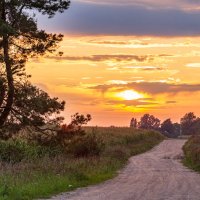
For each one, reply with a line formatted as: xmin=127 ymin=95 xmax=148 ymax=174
xmin=2 ymin=1 xmax=200 ymax=199
xmin=26 ymin=0 xmax=200 ymax=127
xmin=117 ymin=90 xmax=143 ymax=100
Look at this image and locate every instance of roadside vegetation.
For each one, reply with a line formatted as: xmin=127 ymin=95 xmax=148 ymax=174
xmin=0 ymin=2 xmax=165 ymax=200
xmin=0 ymin=1 xmax=199 ymax=200
xmin=0 ymin=127 xmax=164 ymax=200
xmin=183 ymin=135 xmax=200 ymax=172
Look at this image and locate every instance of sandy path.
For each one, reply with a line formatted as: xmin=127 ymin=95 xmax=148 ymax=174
xmin=45 ymin=139 xmax=200 ymax=200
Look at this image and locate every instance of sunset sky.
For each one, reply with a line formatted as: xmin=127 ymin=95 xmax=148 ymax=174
xmin=27 ymin=0 xmax=200 ymax=126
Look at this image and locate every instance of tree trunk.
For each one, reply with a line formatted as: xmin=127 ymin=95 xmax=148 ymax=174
xmin=0 ymin=80 xmax=5 ymax=108
xmin=0 ymin=1 xmax=14 ymax=126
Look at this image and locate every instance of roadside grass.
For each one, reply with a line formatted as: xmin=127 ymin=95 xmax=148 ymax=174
xmin=0 ymin=127 xmax=164 ymax=200
xmin=183 ymin=135 xmax=200 ymax=172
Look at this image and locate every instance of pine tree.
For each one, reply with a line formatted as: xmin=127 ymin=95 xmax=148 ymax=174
xmin=0 ymin=0 xmax=70 ymax=126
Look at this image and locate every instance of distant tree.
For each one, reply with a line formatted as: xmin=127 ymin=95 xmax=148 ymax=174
xmin=130 ymin=117 xmax=137 ymax=128
xmin=161 ymin=119 xmax=174 ymax=135
xmin=138 ymin=114 xmax=160 ymax=130
xmin=173 ymin=123 xmax=181 ymax=136
xmin=0 ymin=0 xmax=70 ymax=126
xmin=181 ymin=112 xmax=197 ymax=135
xmin=161 ymin=119 xmax=179 ymax=138
xmin=191 ymin=118 xmax=200 ymax=135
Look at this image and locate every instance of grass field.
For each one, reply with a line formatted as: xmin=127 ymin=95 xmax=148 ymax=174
xmin=0 ymin=127 xmax=164 ymax=200
xmin=183 ymin=135 xmax=200 ymax=172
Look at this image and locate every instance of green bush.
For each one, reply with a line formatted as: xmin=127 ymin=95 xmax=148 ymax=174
xmin=68 ymin=133 xmax=105 ymax=157
xmin=0 ymin=140 xmax=61 ymax=163
xmin=183 ymin=135 xmax=200 ymax=170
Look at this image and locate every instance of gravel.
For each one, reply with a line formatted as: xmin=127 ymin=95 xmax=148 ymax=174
xmin=43 ymin=139 xmax=200 ymax=200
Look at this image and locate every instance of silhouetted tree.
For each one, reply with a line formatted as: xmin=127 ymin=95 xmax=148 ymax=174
xmin=0 ymin=0 xmax=70 ymax=126
xmin=161 ymin=119 xmax=174 ymax=135
xmin=161 ymin=119 xmax=179 ymax=138
xmin=130 ymin=117 xmax=137 ymax=128
xmin=191 ymin=118 xmax=200 ymax=135
xmin=173 ymin=123 xmax=181 ymax=136
xmin=138 ymin=114 xmax=160 ymax=130
xmin=9 ymin=81 xmax=65 ymax=127
xmin=181 ymin=112 xmax=197 ymax=135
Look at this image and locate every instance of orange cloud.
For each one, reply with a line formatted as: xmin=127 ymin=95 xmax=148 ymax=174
xmin=90 ymin=82 xmax=200 ymax=95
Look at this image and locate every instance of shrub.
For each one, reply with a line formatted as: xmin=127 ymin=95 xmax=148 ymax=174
xmin=14 ymin=113 xmax=92 ymax=149
xmin=15 ymin=125 xmax=60 ymax=147
xmin=0 ymin=113 xmax=94 ymax=162
xmin=103 ymin=145 xmax=130 ymax=160
xmin=68 ymin=133 xmax=105 ymax=157
xmin=0 ymin=139 xmax=61 ymax=163
xmin=183 ymin=135 xmax=200 ymax=169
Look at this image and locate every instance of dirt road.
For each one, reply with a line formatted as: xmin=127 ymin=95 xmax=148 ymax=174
xmin=46 ymin=140 xmax=200 ymax=200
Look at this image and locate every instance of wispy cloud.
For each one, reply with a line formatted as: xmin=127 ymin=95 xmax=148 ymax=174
xmin=186 ymin=63 xmax=200 ymax=68
xmin=166 ymin=101 xmax=177 ymax=104
xmin=75 ymin=0 xmax=200 ymax=11
xmin=122 ymin=66 xmax=165 ymax=71
xmin=85 ymin=39 xmax=200 ymax=49
xmin=86 ymin=39 xmax=149 ymax=47
xmin=47 ymin=54 xmax=152 ymax=62
xmin=90 ymin=81 xmax=200 ymax=95
xmin=44 ymin=54 xmax=172 ymax=69
xmin=105 ymin=66 xmax=165 ymax=72
xmin=105 ymin=99 xmax=160 ymax=107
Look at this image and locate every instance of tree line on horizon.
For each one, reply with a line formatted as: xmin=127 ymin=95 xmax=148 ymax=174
xmin=130 ymin=112 xmax=200 ymax=138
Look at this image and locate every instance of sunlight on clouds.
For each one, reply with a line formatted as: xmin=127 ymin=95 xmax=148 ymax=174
xmin=75 ymin=0 xmax=200 ymax=11
xmin=83 ymin=37 xmax=200 ymax=49
xmin=27 ymin=35 xmax=200 ymax=125
xmin=116 ymin=90 xmax=144 ymax=100
xmin=123 ymin=66 xmax=164 ymax=70
xmin=106 ymin=80 xmax=129 ymax=85
xmin=115 ymin=105 xmax=147 ymax=113
xmin=186 ymin=63 xmax=200 ymax=68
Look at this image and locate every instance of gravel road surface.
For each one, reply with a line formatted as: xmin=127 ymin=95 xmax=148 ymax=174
xmin=44 ymin=139 xmax=200 ymax=200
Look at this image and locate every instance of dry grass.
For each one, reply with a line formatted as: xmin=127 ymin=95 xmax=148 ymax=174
xmin=0 ymin=127 xmax=164 ymax=200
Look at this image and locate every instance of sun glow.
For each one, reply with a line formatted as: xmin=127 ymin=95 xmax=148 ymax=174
xmin=117 ymin=90 xmax=143 ymax=100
